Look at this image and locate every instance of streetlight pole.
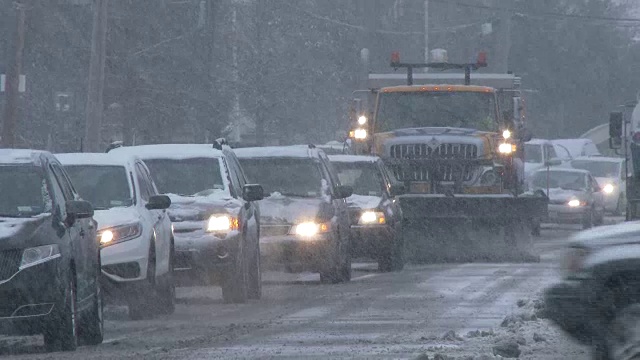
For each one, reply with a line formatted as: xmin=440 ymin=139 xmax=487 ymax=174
xmin=84 ymin=0 xmax=108 ymax=152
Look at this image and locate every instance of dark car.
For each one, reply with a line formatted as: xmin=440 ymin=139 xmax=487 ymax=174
xmin=0 ymin=150 xmax=102 ymax=351
xmin=235 ymin=145 xmax=353 ymax=284
xmin=109 ymin=143 xmax=263 ymax=303
xmin=545 ymin=222 xmax=640 ymax=359
xmin=329 ymin=155 xmax=405 ymax=272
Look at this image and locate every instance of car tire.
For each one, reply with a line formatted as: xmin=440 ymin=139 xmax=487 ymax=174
xmin=221 ymin=236 xmax=248 ymax=304
xmin=379 ymin=228 xmax=405 ymax=272
xmin=247 ymin=238 xmax=262 ymax=300
xmin=320 ymin=233 xmax=351 ymax=284
xmin=604 ymin=303 xmax=640 ymax=360
xmin=614 ymin=195 xmax=624 ymax=216
xmin=582 ymin=209 xmax=594 ymax=229
xmin=79 ymin=265 xmax=104 ymax=345
xmin=129 ymin=246 xmax=157 ymax=320
xmin=44 ymin=274 xmax=78 ymax=352
xmin=157 ymin=240 xmax=176 ymax=315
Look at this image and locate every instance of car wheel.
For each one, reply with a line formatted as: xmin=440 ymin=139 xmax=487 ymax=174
xmin=157 ymin=239 xmax=176 ymax=315
xmin=221 ymin=236 xmax=248 ymax=304
xmin=605 ymin=303 xmax=640 ymax=360
xmin=247 ymin=238 xmax=262 ymax=300
xmin=583 ymin=209 xmax=594 ymax=229
xmin=44 ymin=274 xmax=78 ymax=352
xmin=79 ymin=267 xmax=104 ymax=345
xmin=320 ymin=232 xmax=351 ymax=284
xmin=129 ymin=246 xmax=157 ymax=320
xmin=379 ymin=228 xmax=405 ymax=272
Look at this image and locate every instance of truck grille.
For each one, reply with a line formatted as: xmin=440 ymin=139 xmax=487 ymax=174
xmin=388 ymin=143 xmax=479 ymax=182
xmin=0 ymin=250 xmax=22 ymax=282
xmin=390 ymin=143 xmax=478 ymax=159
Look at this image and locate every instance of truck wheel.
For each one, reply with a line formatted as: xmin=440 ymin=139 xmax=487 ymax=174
xmin=221 ymin=236 xmax=248 ymax=304
xmin=247 ymin=240 xmax=262 ymax=300
xmin=605 ymin=303 xmax=640 ymax=360
xmin=44 ymin=274 xmax=78 ymax=352
xmin=582 ymin=209 xmax=594 ymax=229
xmin=79 ymin=269 xmax=104 ymax=345
xmin=129 ymin=246 xmax=157 ymax=320
xmin=379 ymin=231 xmax=405 ymax=272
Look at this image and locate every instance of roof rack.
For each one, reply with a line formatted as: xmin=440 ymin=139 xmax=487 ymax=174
xmin=105 ymin=141 xmax=124 ymax=153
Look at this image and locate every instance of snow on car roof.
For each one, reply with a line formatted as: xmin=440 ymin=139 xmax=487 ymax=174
xmin=56 ymin=152 xmax=135 ymax=167
xmin=532 ymin=167 xmax=590 ymax=175
xmin=108 ymin=144 xmax=223 ymax=160
xmin=328 ymin=155 xmax=379 ymax=163
xmin=525 ymin=138 xmax=550 ymax=145
xmin=0 ymin=149 xmax=49 ymax=165
xmin=234 ymin=145 xmax=318 ymax=159
xmin=572 ymin=156 xmax=623 ymax=163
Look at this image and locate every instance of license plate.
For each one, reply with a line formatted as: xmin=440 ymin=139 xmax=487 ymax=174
xmin=409 ymin=182 xmax=430 ymax=193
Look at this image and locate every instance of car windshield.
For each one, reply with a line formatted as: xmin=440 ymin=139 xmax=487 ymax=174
xmin=0 ymin=165 xmax=49 ymax=217
xmin=525 ymin=144 xmax=543 ymax=163
xmin=531 ymin=171 xmax=587 ymax=191
xmin=571 ymin=160 xmax=620 ymax=178
xmin=64 ymin=165 xmax=133 ymax=210
xmin=239 ymin=158 xmax=323 ymax=198
xmin=376 ymin=91 xmax=497 ymax=132
xmin=332 ymin=162 xmax=382 ymax=197
xmin=143 ymin=158 xmax=224 ymax=196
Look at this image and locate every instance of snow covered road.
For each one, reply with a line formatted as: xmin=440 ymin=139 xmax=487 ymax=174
xmin=0 ymin=227 xmax=589 ymax=359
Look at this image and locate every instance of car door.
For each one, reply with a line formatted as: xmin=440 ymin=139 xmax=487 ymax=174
xmin=49 ymin=162 xmax=94 ymax=303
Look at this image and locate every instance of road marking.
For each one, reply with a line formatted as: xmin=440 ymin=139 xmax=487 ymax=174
xmin=351 ymin=273 xmax=380 ymax=281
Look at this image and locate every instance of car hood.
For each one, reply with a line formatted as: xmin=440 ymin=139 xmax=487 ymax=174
xmin=167 ymin=193 xmax=242 ymax=221
xmin=258 ymin=193 xmax=323 ymax=225
xmin=346 ymin=194 xmax=382 ymax=210
xmin=0 ymin=214 xmax=51 ymax=246
xmin=571 ymin=221 xmax=640 ymax=248
xmin=93 ymin=207 xmax=140 ymax=231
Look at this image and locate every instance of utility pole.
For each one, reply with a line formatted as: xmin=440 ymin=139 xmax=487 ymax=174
xmin=423 ymin=0 xmax=429 ymax=69
xmin=1 ymin=2 xmax=27 ymax=148
xmin=84 ymin=0 xmax=108 ymax=152
xmin=496 ymin=0 xmax=511 ymax=73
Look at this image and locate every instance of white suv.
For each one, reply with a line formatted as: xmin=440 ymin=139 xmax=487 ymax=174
xmin=57 ymin=153 xmax=175 ymax=320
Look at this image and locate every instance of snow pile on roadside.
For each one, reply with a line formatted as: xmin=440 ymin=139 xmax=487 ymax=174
xmin=412 ymin=293 xmax=588 ymax=359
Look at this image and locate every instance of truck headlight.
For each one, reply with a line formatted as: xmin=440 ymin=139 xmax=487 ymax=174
xmin=498 ymin=143 xmax=513 ymax=154
xmin=502 ymin=129 xmax=511 ymax=139
xmin=354 ymin=128 xmax=367 ymax=140
xmin=603 ymin=183 xmax=614 ymax=194
xmin=99 ymin=222 xmax=143 ymax=246
xmin=567 ymin=199 xmax=585 ymax=207
xmin=20 ymin=245 xmax=61 ymax=270
xmin=357 ymin=115 xmax=367 ymax=125
xmin=290 ymin=221 xmax=330 ymax=237
xmin=359 ymin=211 xmax=386 ymax=225
xmin=206 ymin=215 xmax=239 ymax=233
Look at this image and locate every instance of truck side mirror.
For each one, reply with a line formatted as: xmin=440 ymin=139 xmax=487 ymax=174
xmin=609 ymin=111 xmax=623 ymax=149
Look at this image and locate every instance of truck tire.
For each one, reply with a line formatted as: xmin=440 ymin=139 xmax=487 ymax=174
xmin=44 ymin=274 xmax=78 ymax=351
xmin=221 ymin=236 xmax=248 ymax=304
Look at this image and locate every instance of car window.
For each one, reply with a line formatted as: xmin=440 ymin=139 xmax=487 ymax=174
xmin=64 ymin=165 xmax=134 ymax=210
xmin=524 ymin=144 xmax=542 ymax=163
xmin=47 ymin=168 xmax=67 ymax=216
xmin=332 ymin=161 xmax=383 ymax=197
xmin=139 ymin=163 xmax=158 ymax=195
xmin=0 ymin=165 xmax=52 ymax=217
xmin=143 ymin=157 xmax=225 ymax=196
xmin=239 ymin=157 xmax=324 ymax=198
xmin=223 ymin=158 xmax=241 ymax=198
xmin=50 ymin=164 xmax=74 ymax=200
xmin=135 ymin=163 xmax=152 ymax=201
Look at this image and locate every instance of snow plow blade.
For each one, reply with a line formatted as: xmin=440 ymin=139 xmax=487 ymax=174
xmin=399 ymin=194 xmax=547 ymax=263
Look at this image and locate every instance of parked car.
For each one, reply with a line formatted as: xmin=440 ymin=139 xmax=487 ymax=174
xmin=235 ymin=145 xmax=353 ymax=283
xmin=552 ymin=138 xmax=600 ymax=158
xmin=571 ymin=156 xmax=626 ymax=215
xmin=545 ymin=221 xmax=640 ymax=359
xmin=527 ymin=168 xmax=606 ymax=230
xmin=524 ymin=138 xmax=563 ymax=180
xmin=0 ymin=150 xmax=102 ymax=351
xmin=109 ymin=144 xmax=263 ymax=303
xmin=58 ymin=153 xmax=175 ymax=319
xmin=328 ymin=155 xmax=405 ymax=272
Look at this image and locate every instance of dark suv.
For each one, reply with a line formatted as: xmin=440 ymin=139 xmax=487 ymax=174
xmin=236 ymin=145 xmax=353 ymax=283
xmin=0 ymin=150 xmax=102 ymax=351
xmin=109 ymin=143 xmax=264 ymax=303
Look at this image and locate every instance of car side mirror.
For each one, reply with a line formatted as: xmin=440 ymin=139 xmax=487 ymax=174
xmin=243 ymin=184 xmax=264 ymax=202
xmin=389 ymin=184 xmax=405 ymax=196
xmin=146 ymin=195 xmax=171 ymax=210
xmin=544 ymin=158 xmax=562 ymax=167
xmin=66 ymin=200 xmax=94 ymax=225
xmin=334 ymin=185 xmax=353 ymax=199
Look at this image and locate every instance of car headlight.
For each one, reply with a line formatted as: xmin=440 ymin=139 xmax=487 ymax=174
xmin=603 ymin=183 xmax=614 ymax=194
xmin=562 ymin=246 xmax=591 ymax=277
xmin=290 ymin=221 xmax=330 ymax=237
xmin=206 ymin=215 xmax=239 ymax=233
xmin=567 ymin=199 xmax=586 ymax=207
xmin=359 ymin=211 xmax=386 ymax=225
xmin=20 ymin=245 xmax=61 ymax=270
xmin=98 ymin=222 xmax=142 ymax=246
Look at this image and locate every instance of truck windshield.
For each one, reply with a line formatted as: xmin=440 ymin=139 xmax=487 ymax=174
xmin=376 ymin=91 xmax=497 ymax=132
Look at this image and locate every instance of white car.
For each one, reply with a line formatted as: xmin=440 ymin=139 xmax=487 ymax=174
xmin=570 ymin=156 xmax=626 ymax=215
xmin=551 ymin=138 xmax=600 ymax=158
xmin=57 ymin=153 xmax=175 ymax=319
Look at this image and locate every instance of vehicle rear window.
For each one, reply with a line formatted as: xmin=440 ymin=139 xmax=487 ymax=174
xmin=332 ymin=162 xmax=382 ymax=196
xmin=143 ymin=157 xmax=224 ymax=196
xmin=239 ymin=158 xmax=322 ymax=198
xmin=0 ymin=165 xmax=49 ymax=217
xmin=64 ymin=165 xmax=133 ymax=210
